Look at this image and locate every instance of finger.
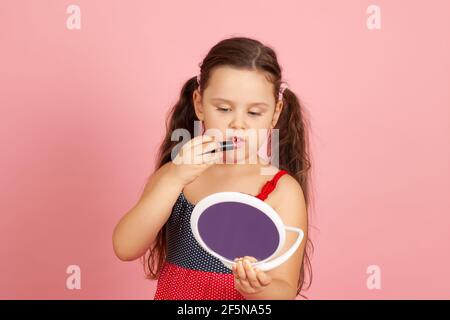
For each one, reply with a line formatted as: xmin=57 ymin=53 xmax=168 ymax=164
xmin=232 ymin=263 xmax=238 ymax=278
xmin=244 ymin=256 xmax=258 ymax=263
xmin=232 ymin=263 xmax=244 ymax=288
xmin=190 ymin=141 xmax=219 ymax=164
xmin=200 ymin=141 xmax=221 ymax=155
xmin=243 ymin=258 xmax=260 ymax=288
xmin=237 ymin=260 xmax=247 ymax=281
xmin=194 ymin=140 xmax=223 ymax=162
xmin=234 ymin=277 xmax=243 ymax=290
xmin=237 ymin=278 xmax=252 ymax=291
xmin=191 ymin=134 xmax=214 ymax=147
xmin=255 ymin=268 xmax=272 ymax=287
xmin=178 ymin=136 xmax=211 ymax=162
xmin=201 ymin=149 xmax=222 ymax=165
xmin=192 ymin=139 xmax=215 ymax=158
xmin=232 ymin=257 xmax=241 ymax=278
xmin=185 ymin=136 xmax=214 ymax=157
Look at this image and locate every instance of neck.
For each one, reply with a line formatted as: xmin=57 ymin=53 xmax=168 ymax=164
xmin=208 ymin=161 xmax=275 ymax=178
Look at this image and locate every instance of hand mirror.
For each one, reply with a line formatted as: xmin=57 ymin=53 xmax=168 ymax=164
xmin=190 ymin=192 xmax=304 ymax=271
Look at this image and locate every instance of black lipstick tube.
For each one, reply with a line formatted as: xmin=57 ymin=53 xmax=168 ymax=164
xmin=200 ymin=140 xmax=235 ymax=155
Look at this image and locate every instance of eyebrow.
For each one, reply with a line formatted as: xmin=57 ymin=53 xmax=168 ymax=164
xmin=210 ymin=98 xmax=269 ymax=108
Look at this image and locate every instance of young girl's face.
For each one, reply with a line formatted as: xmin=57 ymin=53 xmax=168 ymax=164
xmin=193 ymin=66 xmax=284 ymax=163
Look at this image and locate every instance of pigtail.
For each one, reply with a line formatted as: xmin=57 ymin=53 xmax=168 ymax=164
xmin=141 ymin=76 xmax=199 ymax=280
xmin=277 ymin=87 xmax=315 ymax=298
xmin=154 ymin=76 xmax=200 ymax=170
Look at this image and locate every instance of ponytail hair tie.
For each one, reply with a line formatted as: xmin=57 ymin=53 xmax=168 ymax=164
xmin=278 ymin=82 xmax=288 ymax=102
xmin=196 ymin=74 xmax=201 ymax=91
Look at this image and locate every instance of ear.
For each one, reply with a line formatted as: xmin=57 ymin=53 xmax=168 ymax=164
xmin=270 ymin=100 xmax=284 ymax=128
xmin=193 ymin=89 xmax=205 ymax=121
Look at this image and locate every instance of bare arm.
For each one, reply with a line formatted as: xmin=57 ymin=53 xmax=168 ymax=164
xmin=112 ymin=135 xmax=220 ymax=261
xmin=112 ymin=162 xmax=184 ymax=261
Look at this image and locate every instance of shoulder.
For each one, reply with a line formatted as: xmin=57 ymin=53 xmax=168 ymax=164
xmin=273 ymin=171 xmax=305 ymax=205
xmin=271 ymin=172 xmax=307 ymax=226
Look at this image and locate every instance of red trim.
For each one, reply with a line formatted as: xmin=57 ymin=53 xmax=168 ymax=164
xmin=256 ymin=169 xmax=288 ymax=201
xmin=154 ymin=262 xmax=246 ymax=300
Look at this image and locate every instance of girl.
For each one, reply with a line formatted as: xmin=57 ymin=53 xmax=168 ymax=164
xmin=112 ymin=37 xmax=314 ymax=300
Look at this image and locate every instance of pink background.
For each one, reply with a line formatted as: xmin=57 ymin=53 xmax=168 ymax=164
xmin=1 ymin=0 xmax=449 ymax=299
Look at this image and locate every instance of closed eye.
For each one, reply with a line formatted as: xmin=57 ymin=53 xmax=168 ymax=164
xmin=216 ymin=106 xmax=262 ymax=116
xmin=216 ymin=106 xmax=231 ymax=112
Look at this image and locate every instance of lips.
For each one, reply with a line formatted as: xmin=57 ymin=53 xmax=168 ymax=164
xmin=231 ymin=136 xmax=245 ymax=148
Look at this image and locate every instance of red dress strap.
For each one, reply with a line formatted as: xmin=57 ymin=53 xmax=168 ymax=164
xmin=256 ymin=169 xmax=288 ymax=201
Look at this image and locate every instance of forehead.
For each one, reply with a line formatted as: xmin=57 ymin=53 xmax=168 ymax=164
xmin=205 ymin=66 xmax=275 ymax=104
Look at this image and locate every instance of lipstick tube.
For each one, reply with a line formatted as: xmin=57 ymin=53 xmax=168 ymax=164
xmin=200 ymin=140 xmax=235 ymax=155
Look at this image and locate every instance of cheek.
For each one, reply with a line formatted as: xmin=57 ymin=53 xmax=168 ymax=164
xmin=204 ymin=110 xmax=226 ymax=126
xmin=263 ymin=112 xmax=276 ymax=124
xmin=248 ymin=112 xmax=273 ymax=125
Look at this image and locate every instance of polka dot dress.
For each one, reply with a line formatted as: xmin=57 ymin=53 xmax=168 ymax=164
xmin=153 ymin=169 xmax=288 ymax=300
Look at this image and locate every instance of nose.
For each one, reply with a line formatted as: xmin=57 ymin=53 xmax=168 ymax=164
xmin=229 ymin=111 xmax=246 ymax=130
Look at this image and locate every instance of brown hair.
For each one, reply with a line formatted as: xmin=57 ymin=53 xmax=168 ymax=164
xmin=141 ymin=36 xmax=315 ymax=298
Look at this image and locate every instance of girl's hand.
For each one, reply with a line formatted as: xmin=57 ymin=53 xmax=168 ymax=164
xmin=169 ymin=135 xmax=222 ymax=185
xmin=232 ymin=256 xmax=272 ymax=295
